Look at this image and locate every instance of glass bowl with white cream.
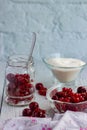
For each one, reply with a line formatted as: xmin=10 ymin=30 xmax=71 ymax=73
xmin=39 ymin=32 xmax=87 ymax=88
xmin=42 ymin=54 xmax=86 ymax=87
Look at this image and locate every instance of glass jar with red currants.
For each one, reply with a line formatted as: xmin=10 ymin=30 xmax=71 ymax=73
xmin=5 ymin=55 xmax=35 ymax=106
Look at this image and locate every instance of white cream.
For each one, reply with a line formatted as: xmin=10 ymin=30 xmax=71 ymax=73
xmin=46 ymin=58 xmax=86 ymax=83
xmin=47 ymin=58 xmax=85 ymax=68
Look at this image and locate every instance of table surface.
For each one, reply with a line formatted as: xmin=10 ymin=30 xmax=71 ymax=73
xmin=0 ymin=59 xmax=87 ymax=120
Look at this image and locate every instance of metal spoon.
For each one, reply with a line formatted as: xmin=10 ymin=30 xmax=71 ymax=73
xmin=27 ymin=32 xmax=36 ymax=64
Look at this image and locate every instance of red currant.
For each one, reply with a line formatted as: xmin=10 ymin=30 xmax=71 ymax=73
xmin=22 ymin=108 xmax=32 ymax=116
xmin=52 ymin=95 xmax=59 ymax=100
xmin=6 ymin=73 xmax=15 ymax=83
xmin=77 ymin=86 xmax=86 ymax=93
xmin=29 ymin=101 xmax=39 ymax=110
xmin=35 ymin=83 xmax=44 ymax=90
xmin=38 ymin=89 xmax=47 ymax=96
xmin=32 ymin=108 xmax=46 ymax=118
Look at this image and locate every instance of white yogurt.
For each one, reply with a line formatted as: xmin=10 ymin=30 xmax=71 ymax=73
xmin=46 ymin=58 xmax=86 ymax=83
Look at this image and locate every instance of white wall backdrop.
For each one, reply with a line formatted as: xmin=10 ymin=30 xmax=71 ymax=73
xmin=0 ymin=0 xmax=87 ymax=61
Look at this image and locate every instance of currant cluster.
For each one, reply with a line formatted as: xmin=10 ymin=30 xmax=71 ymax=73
xmin=6 ymin=73 xmax=35 ymax=104
xmin=35 ymin=83 xmax=47 ymax=96
xmin=22 ymin=101 xmax=46 ymax=118
xmin=52 ymin=86 xmax=87 ymax=103
xmin=52 ymin=86 xmax=87 ymax=112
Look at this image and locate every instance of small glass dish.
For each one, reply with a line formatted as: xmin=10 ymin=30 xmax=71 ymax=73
xmin=46 ymin=85 xmax=87 ymax=113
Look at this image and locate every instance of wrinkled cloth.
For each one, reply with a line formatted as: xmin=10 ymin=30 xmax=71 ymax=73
xmin=1 ymin=111 xmax=87 ymax=130
xmin=53 ymin=111 xmax=87 ymax=130
xmin=0 ymin=117 xmax=57 ymax=130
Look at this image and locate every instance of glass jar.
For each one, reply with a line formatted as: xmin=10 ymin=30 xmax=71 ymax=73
xmin=5 ymin=55 xmax=35 ymax=106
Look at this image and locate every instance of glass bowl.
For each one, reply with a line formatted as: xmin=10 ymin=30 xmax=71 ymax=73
xmin=43 ymin=54 xmax=86 ymax=83
xmin=42 ymin=53 xmax=86 ymax=88
xmin=46 ymin=85 xmax=87 ymax=113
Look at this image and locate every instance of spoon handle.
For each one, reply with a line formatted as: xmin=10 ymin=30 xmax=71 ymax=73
xmin=28 ymin=32 xmax=36 ymax=62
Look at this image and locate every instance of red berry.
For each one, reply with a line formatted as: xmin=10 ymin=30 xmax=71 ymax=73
xmin=56 ymin=91 xmax=65 ymax=98
xmin=52 ymin=95 xmax=59 ymax=100
xmin=7 ymin=83 xmax=16 ymax=96
xmin=26 ymin=83 xmax=34 ymax=89
xmin=8 ymin=82 xmax=16 ymax=90
xmin=38 ymin=109 xmax=46 ymax=118
xmin=79 ymin=95 xmax=85 ymax=102
xmin=6 ymin=73 xmax=15 ymax=83
xmin=59 ymin=97 xmax=65 ymax=102
xmin=16 ymin=76 xmax=26 ymax=85
xmin=35 ymin=83 xmax=44 ymax=90
xmin=29 ymin=101 xmax=39 ymax=110
xmin=71 ymin=93 xmax=80 ymax=103
xmin=81 ymin=92 xmax=87 ymax=100
xmin=23 ymin=74 xmax=30 ymax=80
xmin=32 ymin=108 xmax=46 ymax=118
xmin=77 ymin=86 xmax=86 ymax=93
xmin=64 ymin=97 xmax=71 ymax=102
xmin=38 ymin=89 xmax=47 ymax=96
xmin=62 ymin=87 xmax=68 ymax=92
xmin=22 ymin=108 xmax=32 ymax=116
xmin=62 ymin=87 xmax=72 ymax=93
xmin=32 ymin=108 xmax=39 ymax=117
xmin=18 ymin=85 xmax=25 ymax=90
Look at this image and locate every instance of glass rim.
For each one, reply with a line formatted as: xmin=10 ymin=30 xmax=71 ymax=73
xmin=7 ymin=54 xmax=34 ymax=67
xmin=46 ymin=85 xmax=87 ymax=105
xmin=43 ymin=57 xmax=86 ymax=70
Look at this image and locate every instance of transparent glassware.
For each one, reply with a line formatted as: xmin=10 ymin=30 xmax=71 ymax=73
xmin=43 ymin=55 xmax=86 ymax=88
xmin=5 ymin=55 xmax=35 ymax=106
xmin=46 ymin=85 xmax=87 ymax=113
xmin=39 ymin=32 xmax=87 ymax=88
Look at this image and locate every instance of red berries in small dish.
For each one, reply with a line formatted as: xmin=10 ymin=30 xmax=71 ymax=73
xmin=47 ymin=85 xmax=87 ymax=113
xmin=35 ymin=83 xmax=47 ymax=96
xmin=22 ymin=101 xmax=46 ymax=118
xmin=6 ymin=73 xmax=35 ymax=106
